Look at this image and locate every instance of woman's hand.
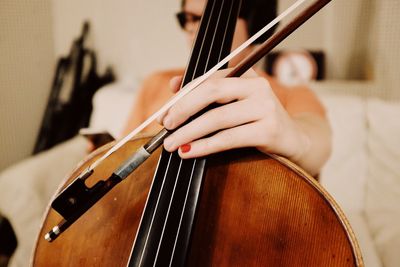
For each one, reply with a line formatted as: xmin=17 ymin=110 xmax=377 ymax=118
xmin=158 ymin=69 xmax=330 ymax=175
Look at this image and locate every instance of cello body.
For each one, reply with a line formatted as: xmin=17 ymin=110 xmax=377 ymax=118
xmin=32 ymin=135 xmax=363 ymax=266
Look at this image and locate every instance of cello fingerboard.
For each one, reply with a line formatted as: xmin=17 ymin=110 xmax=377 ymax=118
xmin=127 ymin=0 xmax=242 ymax=266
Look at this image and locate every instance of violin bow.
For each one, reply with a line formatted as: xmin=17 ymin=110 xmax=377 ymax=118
xmin=45 ymin=0 xmax=332 ymax=242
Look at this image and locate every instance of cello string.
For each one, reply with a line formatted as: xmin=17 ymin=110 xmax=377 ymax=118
xmin=87 ymin=0 xmax=306 ymax=172
xmin=136 ymin=0 xmax=219 ymax=264
xmin=169 ymin=159 xmax=197 ymax=266
xmin=190 ymin=0 xmax=225 ymax=85
xmin=153 ymin=0 xmax=228 ymax=262
xmin=203 ymin=0 xmax=228 ymax=72
xmin=169 ymin=0 xmax=235 ymax=263
xmin=136 ymin=153 xmax=175 ymax=266
xmin=154 ymin=0 xmax=230 ymax=264
xmin=217 ymin=0 xmax=235 ymax=69
xmin=152 ymin=159 xmax=184 ymax=266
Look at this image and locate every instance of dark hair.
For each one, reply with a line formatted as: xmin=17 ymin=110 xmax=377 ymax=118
xmin=239 ymin=0 xmax=278 ymax=43
xmin=181 ymin=0 xmax=278 ymax=43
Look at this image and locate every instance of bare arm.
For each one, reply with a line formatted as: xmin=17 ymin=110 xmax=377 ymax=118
xmin=290 ymin=113 xmax=331 ymax=176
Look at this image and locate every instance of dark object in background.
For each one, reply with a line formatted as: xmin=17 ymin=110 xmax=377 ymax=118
xmin=265 ymin=50 xmax=325 ymax=81
xmin=33 ymin=21 xmax=115 ymax=155
xmin=79 ymin=128 xmax=115 ymax=150
xmin=0 ymin=215 xmax=17 ymax=267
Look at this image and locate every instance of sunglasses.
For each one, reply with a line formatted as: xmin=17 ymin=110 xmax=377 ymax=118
xmin=176 ymin=11 xmax=202 ymax=30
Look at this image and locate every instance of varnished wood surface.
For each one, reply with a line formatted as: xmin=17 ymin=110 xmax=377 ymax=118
xmin=187 ymin=149 xmax=362 ymax=266
xmin=32 ymin=136 xmax=363 ymax=266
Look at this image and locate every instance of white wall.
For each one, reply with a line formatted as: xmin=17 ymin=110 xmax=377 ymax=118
xmin=51 ymin=0 xmax=329 ymax=82
xmin=0 ymin=0 xmax=55 ymax=170
xmin=278 ymin=0 xmax=325 ymax=51
xmin=52 ymin=0 xmax=188 ymax=83
xmin=373 ymin=0 xmax=400 ymax=98
xmin=51 ymin=0 xmax=375 ymax=82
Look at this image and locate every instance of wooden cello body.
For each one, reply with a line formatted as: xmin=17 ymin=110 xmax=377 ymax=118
xmin=33 ymin=0 xmax=364 ymax=265
xmin=32 ymin=135 xmax=363 ymax=266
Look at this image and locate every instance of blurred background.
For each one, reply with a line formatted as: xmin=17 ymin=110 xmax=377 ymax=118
xmin=1 ymin=0 xmax=396 ymax=171
xmin=1 ymin=0 xmax=398 ymax=170
xmin=0 ymin=0 xmax=399 ymax=266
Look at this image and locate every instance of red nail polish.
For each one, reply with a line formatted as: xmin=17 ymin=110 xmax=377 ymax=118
xmin=180 ymin=144 xmax=191 ymax=153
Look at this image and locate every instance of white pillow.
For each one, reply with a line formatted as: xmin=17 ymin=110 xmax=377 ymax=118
xmin=89 ymin=81 xmax=137 ymax=138
xmin=317 ymin=92 xmax=368 ymax=213
xmin=365 ymin=98 xmax=400 ymax=267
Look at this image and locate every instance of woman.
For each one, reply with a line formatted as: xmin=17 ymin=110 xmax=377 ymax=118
xmin=122 ymin=0 xmax=331 ymax=176
xmin=1 ymin=1 xmax=331 ymax=265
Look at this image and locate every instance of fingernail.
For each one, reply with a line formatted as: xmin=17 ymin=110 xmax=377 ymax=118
xmin=180 ymin=144 xmax=191 ymax=153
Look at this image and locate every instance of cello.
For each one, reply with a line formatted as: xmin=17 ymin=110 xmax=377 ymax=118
xmin=33 ymin=0 xmax=363 ymax=266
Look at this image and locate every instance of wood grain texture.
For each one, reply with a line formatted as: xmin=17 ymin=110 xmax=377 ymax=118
xmin=188 ymin=149 xmax=362 ymax=266
xmin=32 ymin=136 xmax=363 ymax=266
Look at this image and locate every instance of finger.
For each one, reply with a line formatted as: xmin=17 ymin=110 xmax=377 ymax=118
xmin=169 ymin=76 xmax=183 ymax=93
xmin=162 ymin=77 xmax=257 ymax=130
xmin=177 ymin=122 xmax=263 ymax=158
xmin=156 ymin=111 xmax=168 ymax=125
xmin=158 ymin=72 xmax=233 ymax=125
xmin=170 ymin=68 xmax=228 ymax=94
xmin=163 ymin=99 xmax=263 ymax=151
xmin=86 ymin=141 xmax=95 ymax=153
